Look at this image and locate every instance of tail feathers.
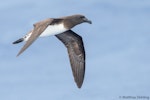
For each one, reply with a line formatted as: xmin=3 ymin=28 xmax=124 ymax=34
xmin=12 ymin=38 xmax=24 ymax=44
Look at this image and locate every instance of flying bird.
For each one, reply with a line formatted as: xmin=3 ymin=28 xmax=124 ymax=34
xmin=13 ymin=14 xmax=92 ymax=88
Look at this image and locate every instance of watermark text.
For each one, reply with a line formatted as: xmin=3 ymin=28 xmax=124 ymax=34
xmin=119 ymin=96 xmax=149 ymax=100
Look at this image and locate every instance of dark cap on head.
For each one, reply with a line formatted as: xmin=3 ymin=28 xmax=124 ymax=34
xmin=62 ymin=14 xmax=92 ymax=29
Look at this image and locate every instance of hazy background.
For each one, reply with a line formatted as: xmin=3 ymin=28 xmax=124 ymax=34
xmin=0 ymin=0 xmax=150 ymax=100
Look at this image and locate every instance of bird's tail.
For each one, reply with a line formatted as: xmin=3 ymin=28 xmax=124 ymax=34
xmin=12 ymin=38 xmax=24 ymax=44
xmin=13 ymin=30 xmax=33 ymax=44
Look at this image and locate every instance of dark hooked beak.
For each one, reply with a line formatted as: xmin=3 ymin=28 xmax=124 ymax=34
xmin=83 ymin=17 xmax=92 ymax=24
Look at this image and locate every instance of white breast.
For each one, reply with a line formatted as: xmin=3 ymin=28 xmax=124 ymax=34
xmin=40 ymin=23 xmax=68 ymax=37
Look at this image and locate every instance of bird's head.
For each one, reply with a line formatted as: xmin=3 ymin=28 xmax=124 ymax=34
xmin=63 ymin=14 xmax=92 ymax=29
xmin=71 ymin=14 xmax=92 ymax=25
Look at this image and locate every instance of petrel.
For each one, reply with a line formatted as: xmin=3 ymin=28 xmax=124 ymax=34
xmin=13 ymin=14 xmax=92 ymax=88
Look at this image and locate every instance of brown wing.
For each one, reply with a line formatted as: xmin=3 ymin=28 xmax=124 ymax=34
xmin=55 ymin=30 xmax=85 ymax=88
xmin=17 ymin=18 xmax=53 ymax=56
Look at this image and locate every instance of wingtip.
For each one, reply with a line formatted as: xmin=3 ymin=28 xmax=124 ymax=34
xmin=16 ymin=50 xmax=22 ymax=57
xmin=16 ymin=53 xmax=20 ymax=57
xmin=76 ymin=81 xmax=83 ymax=89
xmin=77 ymin=85 xmax=82 ymax=89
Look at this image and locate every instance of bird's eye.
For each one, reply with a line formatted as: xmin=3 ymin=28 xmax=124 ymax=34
xmin=80 ymin=16 xmax=85 ymax=19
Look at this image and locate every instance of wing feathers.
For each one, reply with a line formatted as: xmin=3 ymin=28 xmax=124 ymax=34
xmin=56 ymin=30 xmax=85 ymax=88
xmin=16 ymin=18 xmax=53 ymax=56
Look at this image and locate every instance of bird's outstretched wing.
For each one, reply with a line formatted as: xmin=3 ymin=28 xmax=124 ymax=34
xmin=17 ymin=18 xmax=53 ymax=56
xmin=55 ymin=30 xmax=85 ymax=88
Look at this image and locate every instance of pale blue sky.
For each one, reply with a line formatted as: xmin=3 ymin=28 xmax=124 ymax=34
xmin=0 ymin=0 xmax=150 ymax=100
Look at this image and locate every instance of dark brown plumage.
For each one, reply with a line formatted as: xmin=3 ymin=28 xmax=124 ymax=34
xmin=56 ymin=30 xmax=85 ymax=88
xmin=13 ymin=14 xmax=92 ymax=88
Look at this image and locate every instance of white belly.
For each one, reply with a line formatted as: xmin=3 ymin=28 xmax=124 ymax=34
xmin=40 ymin=23 xmax=68 ymax=37
xmin=24 ymin=23 xmax=68 ymax=41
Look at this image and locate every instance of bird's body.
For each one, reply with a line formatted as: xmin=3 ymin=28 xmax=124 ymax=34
xmin=24 ymin=22 xmax=67 ymax=42
xmin=13 ymin=14 xmax=92 ymax=88
xmin=40 ymin=23 xmax=67 ymax=37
